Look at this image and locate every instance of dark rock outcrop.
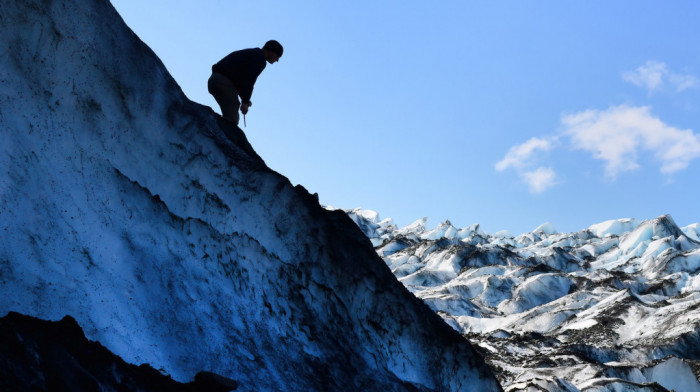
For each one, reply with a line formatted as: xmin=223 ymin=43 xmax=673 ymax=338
xmin=0 ymin=311 xmax=237 ymax=392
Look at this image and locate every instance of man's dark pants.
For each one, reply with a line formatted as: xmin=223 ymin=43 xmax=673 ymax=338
xmin=208 ymin=72 xmax=240 ymax=125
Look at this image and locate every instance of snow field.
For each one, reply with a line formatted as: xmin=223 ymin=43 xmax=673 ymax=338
xmin=346 ymin=209 xmax=700 ymax=391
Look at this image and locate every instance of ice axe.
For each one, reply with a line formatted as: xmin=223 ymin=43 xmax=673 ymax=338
xmin=242 ymin=102 xmax=251 ymax=127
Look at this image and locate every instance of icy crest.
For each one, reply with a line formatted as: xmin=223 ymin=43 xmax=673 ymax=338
xmin=588 ymin=218 xmax=642 ymax=238
xmin=683 ymin=223 xmax=700 ymax=241
xmin=533 ymin=222 xmax=558 ymax=235
xmin=346 ymin=209 xmax=700 ymax=392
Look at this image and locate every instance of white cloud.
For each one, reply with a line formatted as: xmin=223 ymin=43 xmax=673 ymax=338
xmin=495 ymin=138 xmax=560 ymax=194
xmin=496 ymin=61 xmax=699 ymax=192
xmin=495 ymin=137 xmax=554 ymax=171
xmin=522 ymin=167 xmax=557 ymax=194
xmin=622 ymin=61 xmax=666 ymax=92
xmin=622 ymin=61 xmax=699 ymax=93
xmin=668 ymin=73 xmax=700 ymax=92
xmin=563 ymin=105 xmax=700 ymax=178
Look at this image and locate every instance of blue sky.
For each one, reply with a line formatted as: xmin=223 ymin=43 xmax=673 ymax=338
xmin=110 ymin=1 xmax=700 ymax=235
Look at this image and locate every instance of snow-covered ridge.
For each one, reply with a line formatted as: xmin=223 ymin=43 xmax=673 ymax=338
xmin=0 ymin=1 xmax=503 ymax=391
xmin=344 ymin=208 xmax=700 ymax=392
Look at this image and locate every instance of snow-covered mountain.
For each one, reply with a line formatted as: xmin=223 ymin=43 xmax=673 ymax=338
xmin=345 ymin=208 xmax=700 ymax=392
xmin=0 ymin=0 xmax=503 ymax=391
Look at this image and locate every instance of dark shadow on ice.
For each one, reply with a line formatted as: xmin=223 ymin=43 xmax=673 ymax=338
xmin=0 ymin=312 xmax=238 ymax=392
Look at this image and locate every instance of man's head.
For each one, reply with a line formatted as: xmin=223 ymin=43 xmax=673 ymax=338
xmin=262 ymin=40 xmax=283 ymax=64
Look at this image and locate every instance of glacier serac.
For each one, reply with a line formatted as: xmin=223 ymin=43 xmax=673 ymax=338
xmin=0 ymin=0 xmax=503 ymax=391
xmin=345 ymin=208 xmax=700 ymax=392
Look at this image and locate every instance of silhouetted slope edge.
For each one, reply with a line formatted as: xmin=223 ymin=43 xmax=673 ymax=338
xmin=0 ymin=0 xmax=502 ymax=391
xmin=0 ymin=312 xmax=239 ymax=392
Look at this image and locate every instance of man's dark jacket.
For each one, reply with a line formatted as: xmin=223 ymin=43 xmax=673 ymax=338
xmin=212 ymin=48 xmax=266 ymax=104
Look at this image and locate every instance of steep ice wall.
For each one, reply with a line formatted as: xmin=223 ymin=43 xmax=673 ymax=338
xmin=0 ymin=0 xmax=502 ymax=391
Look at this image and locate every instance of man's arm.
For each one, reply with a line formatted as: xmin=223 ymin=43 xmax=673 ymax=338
xmin=237 ymin=51 xmax=266 ymax=107
xmin=238 ymin=67 xmax=262 ymax=104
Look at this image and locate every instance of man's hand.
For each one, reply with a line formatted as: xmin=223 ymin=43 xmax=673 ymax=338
xmin=241 ymin=101 xmax=251 ymax=115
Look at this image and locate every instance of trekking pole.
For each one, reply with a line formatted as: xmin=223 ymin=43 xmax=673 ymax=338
xmin=243 ymin=113 xmax=247 ymax=127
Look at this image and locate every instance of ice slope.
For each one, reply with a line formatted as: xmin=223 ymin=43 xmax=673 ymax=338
xmin=0 ymin=1 xmax=503 ymax=391
xmin=345 ymin=208 xmax=700 ymax=392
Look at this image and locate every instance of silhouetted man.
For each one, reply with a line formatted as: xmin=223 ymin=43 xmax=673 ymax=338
xmin=208 ymin=40 xmax=283 ymax=125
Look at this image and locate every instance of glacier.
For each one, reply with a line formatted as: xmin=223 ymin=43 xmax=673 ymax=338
xmin=345 ymin=208 xmax=700 ymax=392
xmin=0 ymin=0 xmax=503 ymax=391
